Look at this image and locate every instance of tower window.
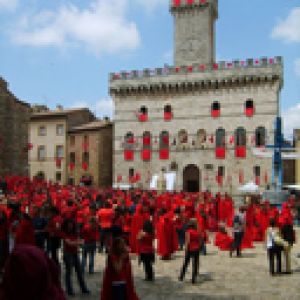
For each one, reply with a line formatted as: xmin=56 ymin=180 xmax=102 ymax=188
xmin=138 ymin=106 xmax=148 ymax=122
xmin=164 ymin=105 xmax=173 ymax=121
xmin=245 ymin=99 xmax=255 ymax=117
xmin=211 ymin=101 xmax=220 ymax=118
xmin=255 ymin=127 xmax=266 ymax=147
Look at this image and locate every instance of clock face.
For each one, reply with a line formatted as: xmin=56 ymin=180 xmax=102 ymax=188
xmin=178 ymin=39 xmax=204 ymax=61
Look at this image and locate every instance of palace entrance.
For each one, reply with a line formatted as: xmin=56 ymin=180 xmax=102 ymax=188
xmin=183 ymin=165 xmax=200 ymax=192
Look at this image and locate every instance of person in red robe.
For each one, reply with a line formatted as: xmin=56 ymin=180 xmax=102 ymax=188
xmin=0 ymin=244 xmax=66 ymax=300
xmin=100 ymin=237 xmax=139 ymax=300
xmin=14 ymin=213 xmax=35 ymax=247
xmin=214 ymin=224 xmax=233 ymax=251
xmin=156 ymin=209 xmax=178 ymax=260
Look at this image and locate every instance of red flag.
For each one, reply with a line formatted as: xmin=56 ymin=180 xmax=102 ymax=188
xmin=117 ymin=175 xmax=122 ymax=183
xmin=55 ymin=158 xmax=62 ymax=168
xmin=82 ymin=162 xmax=88 ymax=171
xmin=239 ymin=170 xmax=244 ymax=184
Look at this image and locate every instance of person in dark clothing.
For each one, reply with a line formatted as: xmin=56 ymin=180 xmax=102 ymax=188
xmin=230 ymin=208 xmax=245 ymax=257
xmin=62 ymin=219 xmax=90 ymax=296
xmin=179 ymin=218 xmax=202 ymax=284
xmin=32 ymin=208 xmax=48 ymax=250
xmin=281 ymin=219 xmax=295 ymax=274
xmin=137 ymin=220 xmax=155 ymax=281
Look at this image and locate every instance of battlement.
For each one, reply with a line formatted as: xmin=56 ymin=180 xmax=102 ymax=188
xmin=110 ymin=56 xmax=283 ymax=82
xmin=170 ymin=0 xmax=218 ymax=16
xmin=0 ymin=77 xmax=8 ymax=91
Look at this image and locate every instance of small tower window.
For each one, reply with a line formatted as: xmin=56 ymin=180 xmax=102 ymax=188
xmin=138 ymin=106 xmax=148 ymax=122
xmin=164 ymin=105 xmax=173 ymax=121
xmin=211 ymin=101 xmax=220 ymax=118
xmin=245 ymin=99 xmax=255 ymax=117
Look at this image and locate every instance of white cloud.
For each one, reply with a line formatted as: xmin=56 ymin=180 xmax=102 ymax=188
xmin=96 ymin=98 xmax=114 ymax=118
xmin=295 ymin=58 xmax=300 ymax=77
xmin=271 ymin=7 xmax=300 ymax=43
xmin=283 ymin=104 xmax=300 ymax=138
xmin=134 ymin=0 xmax=168 ymax=13
xmin=0 ymin=0 xmax=18 ymax=11
xmin=10 ymin=0 xmax=140 ymax=55
xmin=70 ymin=99 xmax=113 ymax=118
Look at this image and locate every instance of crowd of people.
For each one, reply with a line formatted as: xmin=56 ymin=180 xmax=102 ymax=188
xmin=0 ymin=176 xmax=297 ymax=299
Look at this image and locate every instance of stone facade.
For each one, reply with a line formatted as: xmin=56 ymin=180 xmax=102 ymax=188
xmin=0 ymin=77 xmax=31 ymax=177
xmin=29 ymin=108 xmax=95 ymax=184
xmin=110 ymin=0 xmax=283 ymax=196
xmin=67 ymin=120 xmax=113 ymax=188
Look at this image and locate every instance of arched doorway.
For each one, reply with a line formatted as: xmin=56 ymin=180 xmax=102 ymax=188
xmin=183 ymin=165 xmax=200 ymax=192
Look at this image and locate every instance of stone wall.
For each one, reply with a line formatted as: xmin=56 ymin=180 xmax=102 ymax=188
xmin=0 ymin=77 xmax=31 ymax=177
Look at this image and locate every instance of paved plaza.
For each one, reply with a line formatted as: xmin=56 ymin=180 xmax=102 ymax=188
xmin=69 ymin=229 xmax=300 ymax=300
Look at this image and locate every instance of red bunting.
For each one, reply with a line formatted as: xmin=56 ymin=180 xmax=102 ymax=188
xmin=162 ymin=135 xmax=169 ymax=145
xmin=173 ymin=0 xmax=181 ymax=6
xmin=164 ymin=112 xmax=173 ymax=121
xmin=159 ymin=149 xmax=169 ymax=160
xmin=124 ymin=150 xmax=134 ymax=161
xmin=143 ymin=136 xmax=151 ymax=146
xmin=255 ymin=176 xmax=260 ymax=186
xmin=117 ymin=175 xmax=122 ymax=183
xmin=138 ymin=114 xmax=148 ymax=122
xmin=235 ymin=146 xmax=246 ymax=158
xmin=199 ymin=64 xmax=206 ymax=71
xmin=55 ymin=158 xmax=62 ymax=168
xmin=82 ymin=162 xmax=88 ymax=171
xmin=239 ymin=170 xmax=244 ymax=184
xmin=209 ymin=135 xmax=214 ymax=144
xmin=264 ymin=172 xmax=269 ymax=184
xmin=82 ymin=142 xmax=89 ymax=151
xmin=211 ymin=109 xmax=220 ymax=118
xmin=229 ymin=136 xmax=234 ymax=145
xmin=141 ymin=149 xmax=151 ymax=161
xmin=69 ymin=162 xmax=75 ymax=171
xmin=245 ymin=107 xmax=254 ymax=117
xmin=216 ymin=174 xmax=223 ymax=186
xmin=215 ymin=147 xmax=226 ymax=159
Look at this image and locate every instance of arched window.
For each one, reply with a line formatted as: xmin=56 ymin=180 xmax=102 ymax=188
xmin=124 ymin=132 xmax=134 ymax=161
xmin=164 ymin=105 xmax=173 ymax=121
xmin=178 ymin=129 xmax=188 ymax=144
xmin=141 ymin=131 xmax=151 ymax=161
xmin=255 ymin=127 xmax=266 ymax=147
xmin=216 ymin=128 xmax=226 ymax=159
xmin=159 ymin=131 xmax=169 ymax=160
xmin=235 ymin=127 xmax=246 ymax=146
xmin=235 ymin=127 xmax=247 ymax=158
xmin=138 ymin=106 xmax=148 ymax=122
xmin=245 ymin=99 xmax=255 ymax=117
xmin=211 ymin=101 xmax=220 ymax=118
xmin=197 ymin=129 xmax=206 ymax=147
xmin=216 ymin=128 xmax=225 ymax=147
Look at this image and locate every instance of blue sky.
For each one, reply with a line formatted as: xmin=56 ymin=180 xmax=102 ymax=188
xmin=0 ymin=0 xmax=299 ymax=137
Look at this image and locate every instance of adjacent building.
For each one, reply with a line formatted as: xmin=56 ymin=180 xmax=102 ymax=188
xmin=0 ymin=77 xmax=31 ymax=177
xmin=110 ymin=0 xmax=283 ymax=195
xmin=67 ymin=119 xmax=113 ymax=187
xmin=28 ymin=107 xmax=95 ymax=184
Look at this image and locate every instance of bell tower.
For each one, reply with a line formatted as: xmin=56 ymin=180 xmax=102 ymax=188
xmin=171 ymin=0 xmax=218 ymax=66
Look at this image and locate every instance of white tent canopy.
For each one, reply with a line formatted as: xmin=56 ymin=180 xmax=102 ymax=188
xmin=238 ymin=181 xmax=259 ymax=193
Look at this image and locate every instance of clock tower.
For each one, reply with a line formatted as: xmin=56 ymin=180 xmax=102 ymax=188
xmin=171 ymin=0 xmax=218 ymax=66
